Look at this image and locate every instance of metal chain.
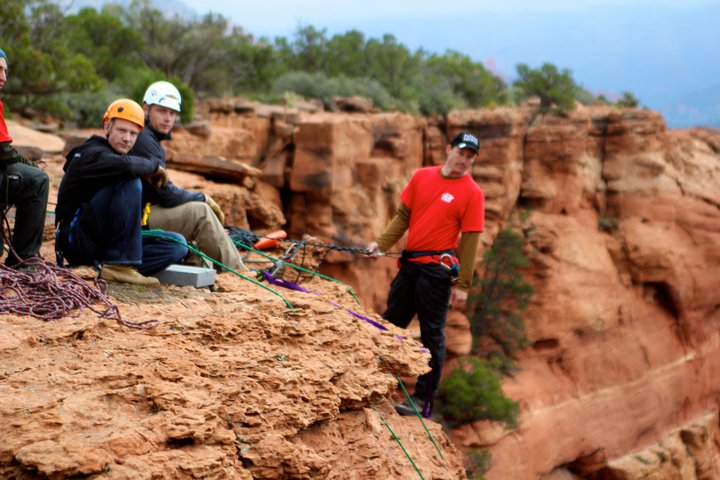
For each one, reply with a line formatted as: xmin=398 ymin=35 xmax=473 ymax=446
xmin=227 ymin=226 xmax=402 ymax=257
xmin=276 ymin=237 xmax=376 ymax=255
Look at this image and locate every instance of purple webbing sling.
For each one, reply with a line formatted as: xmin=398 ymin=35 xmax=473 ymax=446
xmin=262 ymin=271 xmax=428 ymax=353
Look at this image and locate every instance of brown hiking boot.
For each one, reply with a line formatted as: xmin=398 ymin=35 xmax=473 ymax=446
xmin=101 ymin=264 xmax=160 ymax=286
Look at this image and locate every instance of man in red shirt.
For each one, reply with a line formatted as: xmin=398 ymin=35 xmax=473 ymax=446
xmin=367 ymin=132 xmax=485 ymax=417
xmin=0 ymin=48 xmax=50 ymax=267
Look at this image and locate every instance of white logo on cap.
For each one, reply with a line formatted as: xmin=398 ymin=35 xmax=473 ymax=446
xmin=441 ymin=193 xmax=455 ymax=203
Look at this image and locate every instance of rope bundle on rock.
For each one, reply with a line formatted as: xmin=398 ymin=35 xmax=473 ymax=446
xmin=1 ymin=206 xmax=158 ymax=329
xmin=0 ymin=256 xmax=158 ymax=329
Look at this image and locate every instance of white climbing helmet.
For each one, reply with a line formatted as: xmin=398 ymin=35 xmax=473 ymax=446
xmin=142 ymin=81 xmax=182 ymax=112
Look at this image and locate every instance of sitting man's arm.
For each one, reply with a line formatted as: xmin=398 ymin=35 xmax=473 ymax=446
xmin=0 ymin=141 xmax=39 ymax=169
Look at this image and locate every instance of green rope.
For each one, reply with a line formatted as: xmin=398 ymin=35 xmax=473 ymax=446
xmin=142 ymin=230 xmax=294 ymax=309
xmin=232 ymin=240 xmax=361 ymax=305
xmin=396 ymin=377 xmax=445 ymax=462
xmin=371 ymin=406 xmax=426 ymax=480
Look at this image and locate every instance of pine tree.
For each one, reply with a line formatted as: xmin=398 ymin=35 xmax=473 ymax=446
xmin=469 ymin=226 xmax=534 ymax=366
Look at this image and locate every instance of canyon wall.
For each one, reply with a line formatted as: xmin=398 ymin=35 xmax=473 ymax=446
xmin=169 ymin=100 xmax=720 ymax=479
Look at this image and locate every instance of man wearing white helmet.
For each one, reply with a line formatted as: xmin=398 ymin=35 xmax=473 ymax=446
xmin=130 ymin=80 xmax=246 ymax=272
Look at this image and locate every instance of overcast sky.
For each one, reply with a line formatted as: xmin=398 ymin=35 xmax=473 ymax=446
xmin=183 ymin=1 xmax=720 ymax=126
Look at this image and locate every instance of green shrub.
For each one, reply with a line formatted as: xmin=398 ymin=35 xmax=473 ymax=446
xmin=437 ymin=356 xmax=519 ymax=427
xmin=615 ymin=91 xmax=640 ymax=108
xmin=402 ymin=72 xmax=467 ymax=116
xmin=598 ymin=214 xmax=619 ymax=233
xmin=466 ymin=449 xmax=492 ymax=480
xmin=60 ymin=87 xmax=121 ymax=128
xmin=271 ymin=70 xmax=396 ymax=111
xmin=513 ymin=62 xmax=579 ymax=113
xmin=469 ymin=225 xmax=533 ymax=365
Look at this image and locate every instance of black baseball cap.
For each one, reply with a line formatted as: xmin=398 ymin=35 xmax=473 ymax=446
xmin=450 ymin=132 xmax=480 ymax=153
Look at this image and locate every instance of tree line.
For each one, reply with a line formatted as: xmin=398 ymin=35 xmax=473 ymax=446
xmin=0 ymin=0 xmax=640 ymax=126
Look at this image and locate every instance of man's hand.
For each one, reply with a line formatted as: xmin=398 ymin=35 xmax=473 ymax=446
xmin=146 ymin=166 xmax=169 ymax=189
xmin=205 ymin=194 xmax=225 ymax=225
xmin=449 ymin=287 xmax=468 ymax=311
xmin=366 ymin=242 xmax=383 ymax=257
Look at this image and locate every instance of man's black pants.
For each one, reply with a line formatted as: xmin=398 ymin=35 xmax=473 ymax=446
xmin=383 ymin=261 xmax=452 ymax=399
xmin=0 ymin=163 xmax=49 ymax=266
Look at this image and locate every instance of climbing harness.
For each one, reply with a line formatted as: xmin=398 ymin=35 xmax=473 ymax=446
xmin=401 ymin=249 xmax=456 ymax=260
xmin=141 ymin=202 xmax=151 ymax=227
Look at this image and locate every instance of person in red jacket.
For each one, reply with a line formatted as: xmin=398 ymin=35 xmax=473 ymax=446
xmin=0 ymin=47 xmax=50 ymax=267
xmin=367 ymin=132 xmax=485 ymax=418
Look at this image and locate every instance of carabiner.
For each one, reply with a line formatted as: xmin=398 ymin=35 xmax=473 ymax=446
xmin=439 ymin=253 xmax=454 ymax=269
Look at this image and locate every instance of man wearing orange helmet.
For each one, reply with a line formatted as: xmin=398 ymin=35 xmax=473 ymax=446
xmin=55 ymin=99 xmax=188 ymax=285
xmin=129 ymin=80 xmax=246 ymax=272
xmin=0 ymin=47 xmax=50 ymax=267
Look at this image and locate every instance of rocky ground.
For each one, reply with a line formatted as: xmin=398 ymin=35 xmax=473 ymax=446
xmin=0 ymin=271 xmax=467 ymax=479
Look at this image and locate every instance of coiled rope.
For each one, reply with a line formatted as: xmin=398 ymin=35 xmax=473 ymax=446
xmin=0 ymin=257 xmax=158 ymax=329
xmin=0 ymin=207 xmax=158 ymax=329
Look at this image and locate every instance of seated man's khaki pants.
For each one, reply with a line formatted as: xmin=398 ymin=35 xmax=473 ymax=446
xmin=147 ymin=201 xmax=245 ymax=272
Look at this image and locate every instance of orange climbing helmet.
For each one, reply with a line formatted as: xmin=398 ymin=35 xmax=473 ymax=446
xmin=103 ymin=98 xmax=144 ymax=130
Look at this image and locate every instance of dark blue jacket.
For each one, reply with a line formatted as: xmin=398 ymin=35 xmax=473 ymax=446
xmin=130 ymin=126 xmax=204 ymax=207
xmin=56 ymin=135 xmax=161 ymax=225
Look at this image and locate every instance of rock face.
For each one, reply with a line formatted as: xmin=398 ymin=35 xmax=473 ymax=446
xmin=205 ymin=104 xmax=718 ymax=479
xmin=0 ymin=276 xmax=465 ymax=479
xmin=4 ymin=103 xmax=720 ymax=479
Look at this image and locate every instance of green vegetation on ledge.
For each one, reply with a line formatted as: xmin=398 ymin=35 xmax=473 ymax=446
xmin=1 ymin=0 xmax=639 ymax=125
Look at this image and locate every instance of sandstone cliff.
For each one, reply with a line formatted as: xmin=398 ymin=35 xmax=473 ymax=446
xmin=3 ymin=103 xmax=720 ymax=479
